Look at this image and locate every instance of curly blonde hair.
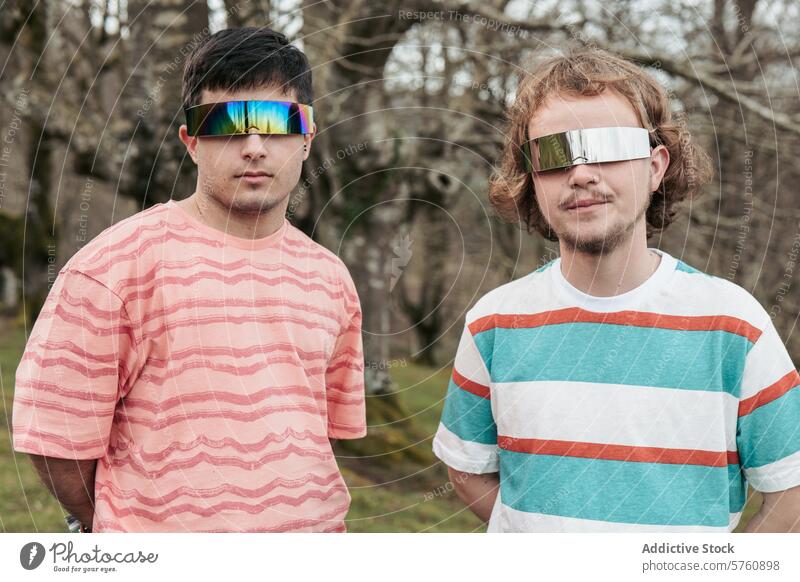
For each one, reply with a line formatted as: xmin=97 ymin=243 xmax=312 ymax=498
xmin=489 ymin=49 xmax=713 ymax=240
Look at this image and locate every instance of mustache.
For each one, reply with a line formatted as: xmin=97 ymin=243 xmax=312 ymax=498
xmin=558 ymin=190 xmax=613 ymax=210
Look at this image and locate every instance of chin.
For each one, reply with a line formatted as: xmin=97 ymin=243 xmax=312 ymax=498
xmin=225 ymin=193 xmax=289 ymax=215
xmin=559 ymin=227 xmax=629 ymax=255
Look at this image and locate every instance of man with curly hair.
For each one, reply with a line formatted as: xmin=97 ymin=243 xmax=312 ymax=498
xmin=433 ymin=49 xmax=800 ymax=532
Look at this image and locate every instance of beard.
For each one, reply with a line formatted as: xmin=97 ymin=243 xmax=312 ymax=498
xmin=202 ymin=178 xmax=289 ymax=216
xmin=549 ymin=192 xmax=650 ymax=256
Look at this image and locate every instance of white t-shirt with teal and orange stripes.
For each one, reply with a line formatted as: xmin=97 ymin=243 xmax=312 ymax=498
xmin=433 ymin=250 xmax=800 ymax=532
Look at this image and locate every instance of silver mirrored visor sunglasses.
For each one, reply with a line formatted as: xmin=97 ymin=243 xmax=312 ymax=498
xmin=522 ymin=126 xmax=651 ymax=173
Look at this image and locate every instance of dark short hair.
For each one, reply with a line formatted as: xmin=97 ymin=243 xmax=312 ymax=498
xmin=182 ymin=27 xmax=313 ymax=109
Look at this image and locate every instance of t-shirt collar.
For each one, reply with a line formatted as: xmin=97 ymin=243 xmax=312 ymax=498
xmin=166 ymin=199 xmax=288 ymax=251
xmin=550 ymin=248 xmax=677 ymax=311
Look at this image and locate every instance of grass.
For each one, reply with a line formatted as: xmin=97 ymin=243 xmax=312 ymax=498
xmin=340 ymin=363 xmax=485 ymax=532
xmin=0 ymin=320 xmax=759 ymax=532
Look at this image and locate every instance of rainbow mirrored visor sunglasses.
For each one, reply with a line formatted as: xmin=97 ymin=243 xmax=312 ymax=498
xmin=184 ymin=100 xmax=314 ymax=137
xmin=521 ymin=126 xmax=651 ymax=173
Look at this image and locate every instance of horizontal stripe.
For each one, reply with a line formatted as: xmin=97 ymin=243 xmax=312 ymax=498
xmin=84 ymin=228 xmax=344 ymax=277
xmin=497 ymin=436 xmax=738 ymax=467
xmin=95 ymin=487 xmax=342 ymax=521
xmin=743 ymin=449 xmax=800 ymax=492
xmin=107 ymin=443 xmax=333 ymax=479
xmin=58 ymin=287 xmax=125 ymax=319
xmin=452 ymin=368 xmax=490 ymax=399
xmin=326 ymin=346 xmax=361 ymax=359
xmin=97 ymin=230 xmax=226 ymax=260
xmin=140 ymin=343 xmax=336 ymax=368
xmin=21 ymin=353 xmax=118 ymax=379
xmin=12 ymin=438 xmax=100 ymax=458
xmin=82 ymin=218 xmax=194 ymax=264
xmin=48 ymin=305 xmax=131 ymax=337
xmin=326 ymin=382 xmax=365 ymax=394
xmin=326 ymin=423 xmax=366 ymax=437
xmin=114 ymin=256 xmax=343 ymax=288
xmin=36 ymin=305 xmax=133 ymax=341
xmin=474 ymin=324 xmax=751 ymax=393
xmin=137 ymin=297 xmax=344 ymax=327
xmin=136 ymin=358 xmax=330 ymax=386
xmin=92 ymin=503 xmax=349 ymax=533
xmin=498 ymin=451 xmax=745 ymax=526
xmin=325 ymin=392 xmax=363 ymax=406
xmin=27 ymin=340 xmax=121 ymax=364
xmin=113 ymin=428 xmax=329 ymax=462
xmin=117 ymin=265 xmax=346 ymax=298
xmin=122 ymin=385 xmax=317 ymax=414
xmin=98 ymin=471 xmax=344 ymax=505
xmin=433 ymin=423 xmax=499 ymax=473
xmin=493 ymin=380 xmax=737 ymax=452
xmin=139 ymin=313 xmax=339 ymax=341
xmin=13 ymin=428 xmax=108 ymax=453
xmin=440 ymin=379 xmax=497 ymax=445
xmin=90 ymin=207 xmax=171 ymax=242
xmin=325 ymin=383 xmax=366 ymax=397
xmin=326 ymin=360 xmax=362 ymax=373
xmin=14 ymin=379 xmax=118 ymax=403
xmin=739 ymin=370 xmax=800 ymax=416
xmin=15 ymin=397 xmax=115 ymax=419
xmin=493 ymin=502 xmax=742 ymax=532
xmin=116 ymin=403 xmax=322 ymax=430
xmin=470 ymin=308 xmax=762 ymax=343
xmin=121 ymin=271 xmax=348 ymax=303
xmin=737 ymin=387 xmax=800 ymax=468
xmin=200 ymin=502 xmax=349 ymax=533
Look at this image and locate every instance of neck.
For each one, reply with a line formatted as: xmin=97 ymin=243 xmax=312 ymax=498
xmin=179 ymin=190 xmax=287 ymax=240
xmin=558 ymin=225 xmax=660 ymax=297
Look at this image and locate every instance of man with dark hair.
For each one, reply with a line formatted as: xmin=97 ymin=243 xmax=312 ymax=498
xmin=13 ymin=27 xmax=367 ymax=532
xmin=433 ymin=49 xmax=800 ymax=532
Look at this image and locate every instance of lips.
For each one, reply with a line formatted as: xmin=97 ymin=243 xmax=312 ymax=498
xmin=238 ymin=171 xmax=273 ymax=178
xmin=565 ymin=198 xmax=607 ymax=210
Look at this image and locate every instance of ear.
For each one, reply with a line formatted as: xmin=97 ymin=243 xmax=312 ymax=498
xmin=302 ymin=124 xmax=316 ymax=161
xmin=179 ymin=125 xmax=199 ymax=164
xmin=649 ymin=144 xmax=670 ymax=192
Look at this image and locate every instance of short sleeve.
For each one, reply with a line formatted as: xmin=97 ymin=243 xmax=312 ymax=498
xmin=12 ymin=269 xmax=139 ymax=460
xmin=325 ymin=272 xmax=366 ymax=439
xmin=736 ymin=314 xmax=800 ymax=492
xmin=432 ymin=322 xmax=499 ymax=473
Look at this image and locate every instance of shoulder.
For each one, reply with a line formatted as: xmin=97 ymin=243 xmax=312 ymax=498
xmin=283 ymin=223 xmax=355 ymax=284
xmin=466 ymin=259 xmax=556 ymax=324
xmin=61 ymin=203 xmax=173 ymax=285
xmin=668 ymin=255 xmax=770 ymax=333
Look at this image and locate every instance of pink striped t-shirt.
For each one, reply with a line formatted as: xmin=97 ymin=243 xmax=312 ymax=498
xmin=13 ymin=200 xmax=366 ymax=532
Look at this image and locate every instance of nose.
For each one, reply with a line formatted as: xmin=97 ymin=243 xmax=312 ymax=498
xmin=566 ymin=162 xmax=599 ymax=189
xmin=240 ymin=134 xmax=269 ymax=160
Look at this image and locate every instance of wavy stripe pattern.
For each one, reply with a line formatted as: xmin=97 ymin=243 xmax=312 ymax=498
xmin=13 ymin=201 xmax=367 ymax=532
